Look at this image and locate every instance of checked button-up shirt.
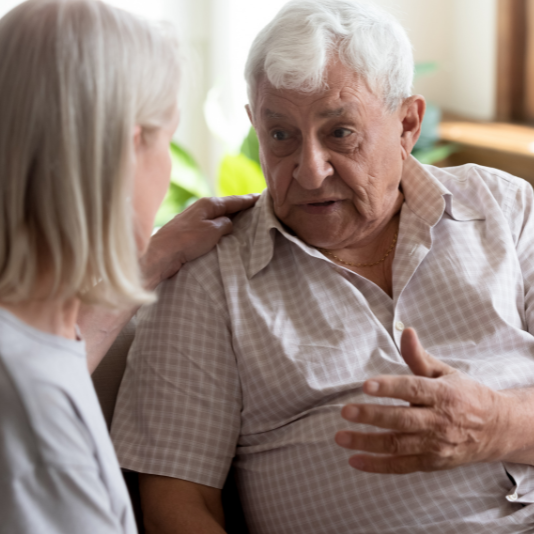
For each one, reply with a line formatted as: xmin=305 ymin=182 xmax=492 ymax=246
xmin=112 ymin=157 xmax=534 ymax=533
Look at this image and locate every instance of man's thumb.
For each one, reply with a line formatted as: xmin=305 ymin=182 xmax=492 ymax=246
xmin=400 ymin=328 xmax=450 ymax=378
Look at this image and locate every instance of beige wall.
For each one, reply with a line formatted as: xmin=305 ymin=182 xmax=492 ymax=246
xmin=447 ymin=0 xmax=497 ymax=120
xmin=374 ymin=0 xmax=498 ymax=120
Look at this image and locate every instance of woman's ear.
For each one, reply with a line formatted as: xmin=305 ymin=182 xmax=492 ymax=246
xmin=400 ymin=95 xmax=426 ymax=160
xmin=133 ymin=124 xmax=143 ymax=153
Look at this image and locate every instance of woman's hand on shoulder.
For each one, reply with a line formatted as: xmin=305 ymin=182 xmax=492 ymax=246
xmin=141 ymin=194 xmax=259 ymax=290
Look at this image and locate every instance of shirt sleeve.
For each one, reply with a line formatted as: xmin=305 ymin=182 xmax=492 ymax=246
xmin=111 ymin=254 xmax=241 ymax=489
xmin=506 ymin=178 xmax=534 ymax=335
xmin=2 ymin=465 xmax=128 ymax=534
xmin=502 ymin=178 xmax=534 ymax=503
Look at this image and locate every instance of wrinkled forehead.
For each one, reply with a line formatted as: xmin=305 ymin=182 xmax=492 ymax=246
xmin=253 ymin=70 xmax=384 ymax=124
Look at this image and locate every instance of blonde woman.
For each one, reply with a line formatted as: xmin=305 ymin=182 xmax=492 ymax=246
xmin=0 ymin=1 xmax=256 ymax=532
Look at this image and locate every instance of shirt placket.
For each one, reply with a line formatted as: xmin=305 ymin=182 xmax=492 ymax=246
xmin=391 ymin=208 xmax=435 ymax=350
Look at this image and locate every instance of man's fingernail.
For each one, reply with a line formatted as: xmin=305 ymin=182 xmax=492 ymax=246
xmin=345 ymin=406 xmax=359 ymax=420
xmin=366 ymin=381 xmax=379 ymax=393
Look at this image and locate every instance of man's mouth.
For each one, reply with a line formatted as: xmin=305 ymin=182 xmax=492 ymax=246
xmin=307 ymin=200 xmax=337 ymax=207
xmin=297 ymin=199 xmax=341 ymax=214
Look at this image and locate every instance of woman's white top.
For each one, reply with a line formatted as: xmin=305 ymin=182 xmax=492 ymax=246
xmin=0 ymin=308 xmax=136 ymax=534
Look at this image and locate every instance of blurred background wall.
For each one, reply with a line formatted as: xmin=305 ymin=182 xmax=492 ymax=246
xmin=0 ymin=0 xmax=501 ymax=188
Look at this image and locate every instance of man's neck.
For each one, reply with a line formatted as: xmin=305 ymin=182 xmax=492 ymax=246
xmin=0 ymin=297 xmax=80 ymax=340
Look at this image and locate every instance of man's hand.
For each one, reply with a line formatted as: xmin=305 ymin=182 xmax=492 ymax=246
xmin=335 ymin=328 xmax=516 ymax=474
xmin=141 ymin=194 xmax=259 ymax=290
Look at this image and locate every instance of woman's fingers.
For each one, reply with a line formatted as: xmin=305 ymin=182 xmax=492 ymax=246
xmin=210 ymin=216 xmax=233 ymax=237
xmin=202 ymin=194 xmax=260 ymax=219
xmin=141 ymin=195 xmax=259 ymax=288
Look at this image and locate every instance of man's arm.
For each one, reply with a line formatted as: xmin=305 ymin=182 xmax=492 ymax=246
xmin=140 ymin=475 xmax=225 ymax=534
xmin=110 ymin=244 xmax=242 ymax=530
xmin=81 ymin=195 xmax=258 ymax=373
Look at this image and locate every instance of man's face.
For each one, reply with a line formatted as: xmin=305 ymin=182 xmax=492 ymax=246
xmin=251 ymin=60 xmax=423 ymax=250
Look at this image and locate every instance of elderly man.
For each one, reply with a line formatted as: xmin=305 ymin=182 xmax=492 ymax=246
xmin=111 ymin=0 xmax=534 ymax=532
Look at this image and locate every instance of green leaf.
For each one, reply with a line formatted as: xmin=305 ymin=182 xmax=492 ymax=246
xmin=414 ymin=61 xmax=438 ymax=79
xmin=217 ymin=153 xmax=266 ymax=196
xmin=240 ymin=127 xmax=261 ymax=165
xmin=154 ymin=142 xmax=209 ymax=227
xmin=414 ymin=102 xmax=442 ymax=150
xmin=169 ymin=142 xmax=210 ymax=198
xmin=412 ymin=143 xmax=459 ymax=165
xmin=154 ymin=182 xmax=198 ymax=227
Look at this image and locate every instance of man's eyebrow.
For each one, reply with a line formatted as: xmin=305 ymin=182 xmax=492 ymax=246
xmin=263 ymin=106 xmax=353 ymax=119
xmin=318 ymin=107 xmax=347 ymax=118
xmin=263 ymin=109 xmax=287 ymax=119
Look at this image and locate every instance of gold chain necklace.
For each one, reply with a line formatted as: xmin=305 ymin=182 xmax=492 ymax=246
xmin=319 ymin=232 xmax=398 ymax=268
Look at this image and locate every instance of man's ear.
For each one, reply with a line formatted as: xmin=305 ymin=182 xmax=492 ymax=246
xmin=400 ymin=95 xmax=426 ymax=159
xmin=245 ymin=104 xmax=255 ymax=128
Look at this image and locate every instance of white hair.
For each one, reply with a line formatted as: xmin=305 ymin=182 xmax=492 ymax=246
xmin=0 ymin=0 xmax=181 ymax=306
xmin=245 ymin=0 xmax=414 ymax=112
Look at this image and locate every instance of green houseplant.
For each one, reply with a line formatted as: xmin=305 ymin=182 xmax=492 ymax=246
xmin=217 ymin=127 xmax=266 ymax=196
xmin=411 ymin=62 xmax=457 ymax=164
xmin=154 ymin=141 xmax=211 ymax=227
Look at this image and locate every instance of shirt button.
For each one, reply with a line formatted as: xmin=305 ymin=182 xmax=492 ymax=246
xmin=506 ymin=491 xmax=518 ymax=502
xmin=395 ymin=321 xmax=405 ymax=332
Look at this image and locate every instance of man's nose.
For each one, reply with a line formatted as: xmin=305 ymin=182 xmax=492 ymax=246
xmin=292 ymin=137 xmax=334 ymax=189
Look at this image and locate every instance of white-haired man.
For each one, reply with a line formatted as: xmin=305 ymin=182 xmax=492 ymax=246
xmin=112 ymin=1 xmax=534 ymax=532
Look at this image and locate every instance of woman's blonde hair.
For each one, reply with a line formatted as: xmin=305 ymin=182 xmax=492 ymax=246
xmin=0 ymin=0 xmax=181 ymax=306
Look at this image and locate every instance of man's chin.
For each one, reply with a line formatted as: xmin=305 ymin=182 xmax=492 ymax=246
xmin=276 ymin=205 xmax=353 ymax=249
xmin=283 ymin=221 xmax=346 ymax=250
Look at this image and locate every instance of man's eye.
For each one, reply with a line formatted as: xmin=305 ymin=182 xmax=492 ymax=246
xmin=332 ymin=128 xmax=352 ymax=139
xmin=272 ymin=130 xmax=289 ymax=141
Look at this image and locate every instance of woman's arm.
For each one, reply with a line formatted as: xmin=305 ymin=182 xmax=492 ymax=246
xmin=81 ymin=195 xmax=259 ymax=373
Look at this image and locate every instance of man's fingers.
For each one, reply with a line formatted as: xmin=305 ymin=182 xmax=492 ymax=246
xmin=401 ymin=328 xmax=452 ymax=378
xmin=204 ymin=194 xmax=260 ymax=219
xmin=347 ymin=453 xmax=443 ymax=475
xmin=340 ymin=403 xmax=435 ymax=431
xmin=335 ymin=430 xmax=429 ymax=455
xmin=362 ymin=375 xmax=442 ymax=405
xmin=335 ymin=430 xmax=457 ymax=461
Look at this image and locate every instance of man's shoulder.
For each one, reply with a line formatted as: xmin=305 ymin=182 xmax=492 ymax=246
xmin=424 ymin=162 xmax=531 ymax=213
xmin=162 ymin=202 xmax=261 ymax=299
xmin=220 ymin=200 xmax=262 ymax=249
xmin=426 ymin=162 xmax=527 ymax=188
xmin=181 ymin=202 xmax=261 ymax=274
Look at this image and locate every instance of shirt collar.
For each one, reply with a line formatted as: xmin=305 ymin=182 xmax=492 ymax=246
xmin=401 ymin=156 xmax=484 ymax=224
xmin=246 ymin=156 xmax=484 ymax=279
xmin=246 ymin=191 xmax=327 ymax=279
